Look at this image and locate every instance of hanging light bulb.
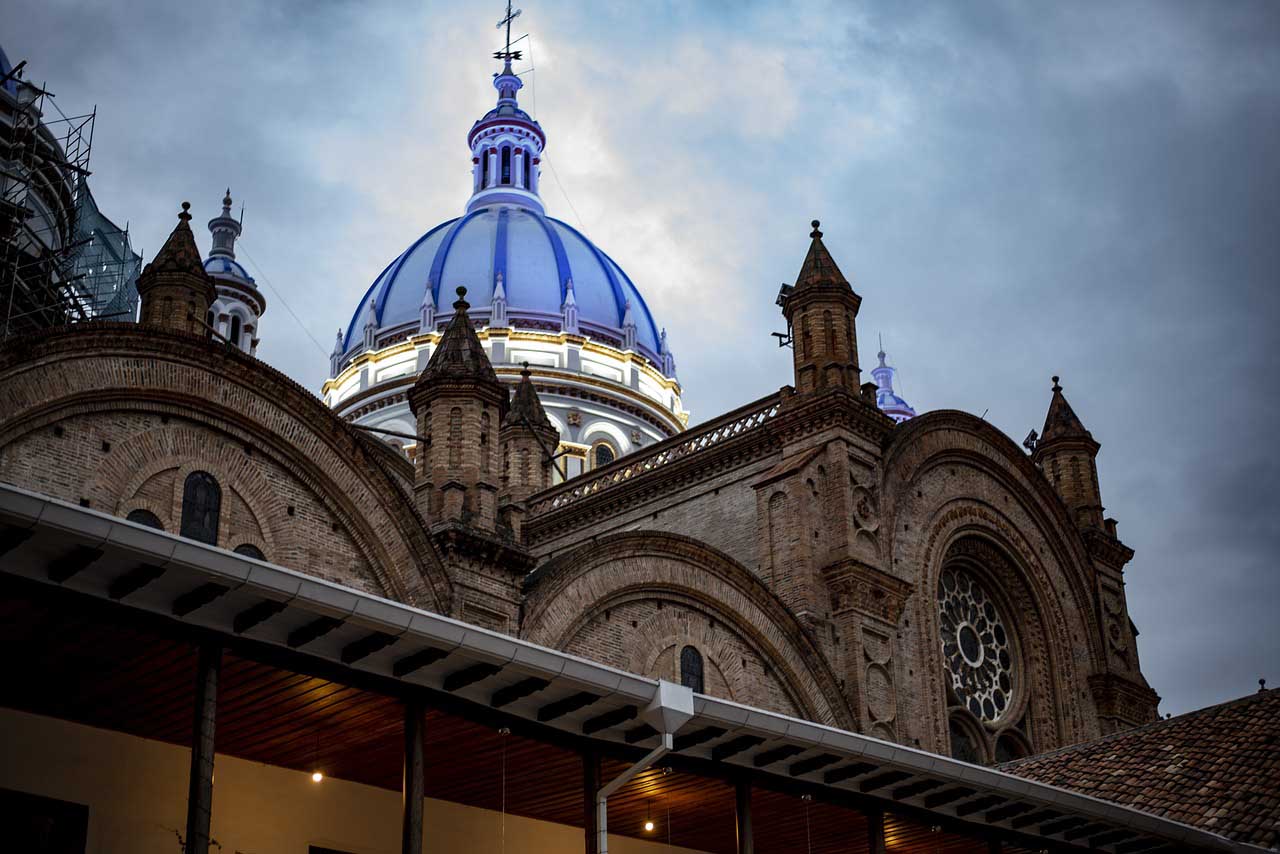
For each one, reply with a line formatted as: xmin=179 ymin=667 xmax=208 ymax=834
xmin=644 ymin=798 xmax=655 ymax=832
xmin=311 ymin=731 xmax=323 ymax=783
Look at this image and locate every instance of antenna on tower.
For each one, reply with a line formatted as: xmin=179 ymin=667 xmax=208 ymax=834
xmin=494 ymin=1 xmax=524 ymax=63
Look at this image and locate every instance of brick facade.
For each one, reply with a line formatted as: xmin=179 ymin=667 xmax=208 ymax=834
xmin=0 ymin=217 xmax=1160 ymax=768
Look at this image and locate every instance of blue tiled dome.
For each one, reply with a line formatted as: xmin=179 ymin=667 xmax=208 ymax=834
xmin=204 ymin=255 xmax=254 ymax=283
xmin=342 ymin=206 xmax=662 ymax=361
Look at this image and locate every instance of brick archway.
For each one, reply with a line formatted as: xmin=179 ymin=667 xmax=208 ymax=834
xmin=522 ymin=531 xmax=854 ymax=728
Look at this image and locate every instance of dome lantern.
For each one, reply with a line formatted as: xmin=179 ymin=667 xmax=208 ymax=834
xmin=871 ymin=344 xmax=916 ymax=423
xmin=466 ymin=55 xmax=546 ymax=215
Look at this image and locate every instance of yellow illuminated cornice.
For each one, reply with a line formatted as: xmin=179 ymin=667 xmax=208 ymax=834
xmin=323 ymin=326 xmax=687 ymax=419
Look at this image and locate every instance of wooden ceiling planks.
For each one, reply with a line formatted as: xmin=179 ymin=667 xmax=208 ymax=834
xmin=0 ymin=580 xmax=1030 ymax=854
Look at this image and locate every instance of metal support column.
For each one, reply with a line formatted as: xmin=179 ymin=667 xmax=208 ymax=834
xmin=735 ymin=779 xmax=754 ymax=854
xmin=402 ymin=699 xmax=425 ymax=854
xmin=866 ymin=808 xmax=886 ymax=854
xmin=184 ymin=643 xmax=221 ymax=854
xmin=583 ymin=750 xmax=600 ymax=854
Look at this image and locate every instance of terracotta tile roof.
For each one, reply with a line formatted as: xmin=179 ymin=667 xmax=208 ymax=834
xmin=1003 ymin=688 xmax=1280 ymax=849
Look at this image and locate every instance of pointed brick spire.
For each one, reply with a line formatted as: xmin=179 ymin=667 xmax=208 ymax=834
xmin=145 ymin=202 xmax=205 ymax=276
xmin=779 ymin=220 xmax=863 ymax=396
xmin=136 ymin=202 xmax=217 ymax=335
xmin=793 ymin=220 xmax=851 ymax=291
xmin=417 ymin=287 xmax=501 ymax=389
xmin=1040 ymin=376 xmax=1094 ymax=444
xmin=505 ymin=362 xmax=552 ymax=430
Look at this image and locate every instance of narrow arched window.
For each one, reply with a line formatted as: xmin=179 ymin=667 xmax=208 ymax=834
xmin=800 ymin=314 xmax=811 ymax=360
xmin=482 ymin=152 xmax=490 ymax=187
xmin=180 ymin=471 xmax=221 ymax=546
xmin=126 ymin=509 xmax=164 ymax=530
xmin=994 ymin=732 xmax=1029 ymax=764
xmin=233 ymin=543 xmax=265 ymax=561
xmin=823 ymin=310 xmax=835 ymax=353
xmin=594 ymin=443 xmax=615 ymax=468
xmin=949 ymin=715 xmax=983 ymax=764
xmin=522 ymin=150 xmax=531 ymax=188
xmin=229 ymin=315 xmax=242 ymax=348
xmin=480 ymin=412 xmax=491 ymax=474
xmin=680 ymin=645 xmax=704 ymax=693
xmin=448 ymin=407 xmax=463 ymax=467
xmin=501 ymin=146 xmax=512 ymax=185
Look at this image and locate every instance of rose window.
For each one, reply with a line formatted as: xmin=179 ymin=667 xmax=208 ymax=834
xmin=938 ymin=566 xmax=1014 ymax=723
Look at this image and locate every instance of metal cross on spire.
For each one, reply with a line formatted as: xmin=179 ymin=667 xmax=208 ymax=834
xmin=494 ymin=0 xmax=524 ymax=63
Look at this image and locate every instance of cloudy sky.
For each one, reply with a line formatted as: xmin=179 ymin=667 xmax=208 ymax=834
xmin=7 ymin=0 xmax=1277 ymax=716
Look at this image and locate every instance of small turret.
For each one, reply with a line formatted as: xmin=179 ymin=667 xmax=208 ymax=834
xmin=363 ymin=300 xmax=378 ymax=350
xmin=1033 ymin=376 xmax=1105 ymax=531
xmin=419 ymin=287 xmax=436 ymax=333
xmin=871 ymin=345 xmax=917 ymax=423
xmin=409 ymin=287 xmax=507 ymax=530
xmin=779 ymin=221 xmax=862 ymax=396
xmin=561 ymin=277 xmax=579 ymax=335
xmin=202 ymin=190 xmax=265 ymax=354
xmin=330 ymin=330 xmax=344 ymax=376
xmin=500 ymin=363 xmax=560 ymax=537
xmin=659 ymin=328 xmax=676 ymax=377
xmin=136 ymin=202 xmax=217 ymax=335
xmin=621 ymin=299 xmax=637 ymax=351
xmin=491 ymin=272 xmax=508 ymax=328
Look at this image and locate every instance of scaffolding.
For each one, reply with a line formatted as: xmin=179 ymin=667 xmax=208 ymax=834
xmin=0 ymin=56 xmax=139 ymax=338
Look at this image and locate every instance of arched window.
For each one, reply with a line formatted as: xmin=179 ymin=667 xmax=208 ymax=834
xmin=501 ymin=146 xmax=512 ymax=185
xmin=229 ymin=315 xmax=242 ymax=348
xmin=233 ymin=543 xmax=265 ymax=561
xmin=948 ymin=715 xmax=983 ymax=764
xmin=482 ymin=152 xmax=490 ymax=187
xmin=126 ymin=509 xmax=164 ymax=530
xmin=823 ymin=310 xmax=835 ymax=352
xmin=994 ymin=731 xmax=1030 ymax=764
xmin=180 ymin=471 xmax=221 ymax=546
xmin=679 ymin=645 xmax=704 ymax=693
xmin=522 ymin=150 xmax=531 ymax=188
xmin=594 ymin=443 xmax=615 ymax=468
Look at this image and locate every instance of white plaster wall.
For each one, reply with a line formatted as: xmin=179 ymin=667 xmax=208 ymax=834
xmin=0 ymin=708 xmax=706 ymax=854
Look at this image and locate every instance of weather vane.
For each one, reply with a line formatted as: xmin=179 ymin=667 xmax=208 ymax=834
xmin=494 ymin=0 xmax=524 ymax=63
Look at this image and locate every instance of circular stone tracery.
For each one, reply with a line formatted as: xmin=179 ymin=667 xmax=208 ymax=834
xmin=938 ymin=566 xmax=1014 ymax=724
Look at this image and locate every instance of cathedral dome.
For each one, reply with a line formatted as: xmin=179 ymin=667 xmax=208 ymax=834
xmin=341 ymin=207 xmax=662 ymax=361
xmin=203 ymin=255 xmax=254 ymax=284
xmin=325 ymin=47 xmax=687 ymax=477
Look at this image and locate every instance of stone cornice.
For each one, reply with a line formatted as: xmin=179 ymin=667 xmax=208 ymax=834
xmin=1082 ymin=528 xmax=1135 ymax=570
xmin=432 ymin=521 xmax=538 ymax=573
xmin=822 ymin=558 xmax=914 ymax=625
